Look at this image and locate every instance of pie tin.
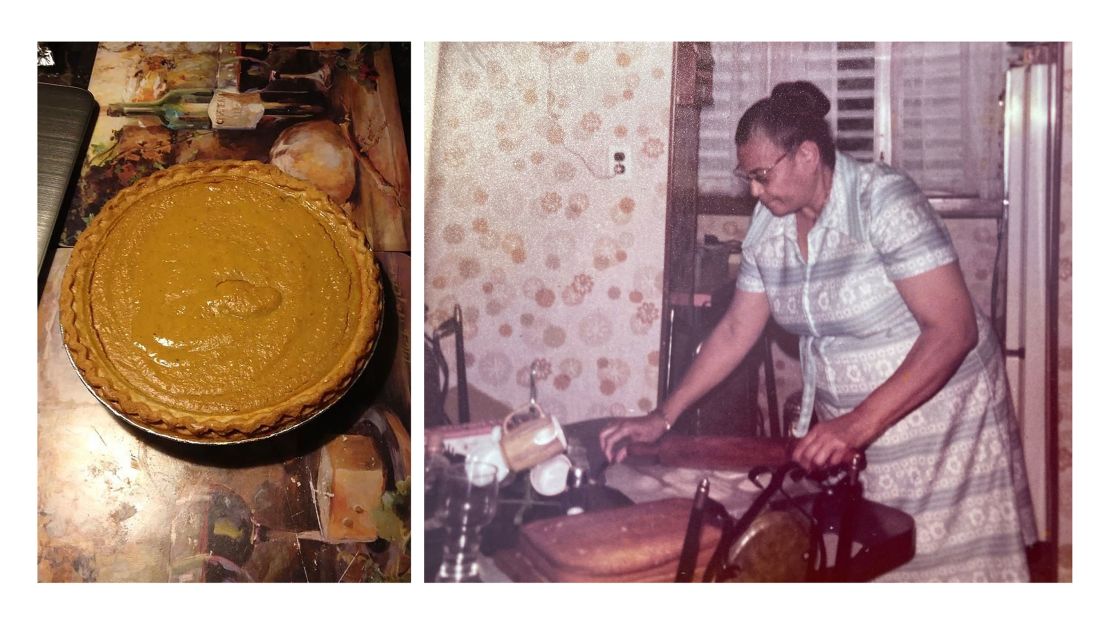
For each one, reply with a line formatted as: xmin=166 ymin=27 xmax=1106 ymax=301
xmin=59 ymin=269 xmax=386 ymax=446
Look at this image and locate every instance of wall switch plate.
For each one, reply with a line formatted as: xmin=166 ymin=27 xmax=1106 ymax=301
xmin=609 ymin=145 xmax=630 ymax=176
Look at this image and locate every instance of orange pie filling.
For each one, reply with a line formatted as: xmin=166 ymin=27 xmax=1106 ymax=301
xmin=61 ymin=161 xmax=381 ymax=439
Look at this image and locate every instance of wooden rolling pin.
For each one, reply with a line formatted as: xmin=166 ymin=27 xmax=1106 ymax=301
xmin=626 ymin=435 xmax=792 ymax=471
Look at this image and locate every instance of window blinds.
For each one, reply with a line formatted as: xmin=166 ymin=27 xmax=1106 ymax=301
xmin=890 ymin=42 xmax=1007 ymax=198
xmin=834 ymin=42 xmax=877 ymax=162
xmin=697 ymin=42 xmax=1007 ymax=200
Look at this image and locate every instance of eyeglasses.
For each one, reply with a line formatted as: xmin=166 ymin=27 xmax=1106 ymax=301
xmin=734 ymin=148 xmax=794 ymax=186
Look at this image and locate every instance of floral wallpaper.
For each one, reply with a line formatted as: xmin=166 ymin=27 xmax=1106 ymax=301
xmin=425 ymin=43 xmax=673 ymax=424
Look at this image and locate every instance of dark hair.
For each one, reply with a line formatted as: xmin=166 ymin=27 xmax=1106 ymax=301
xmin=734 ymin=81 xmax=836 ymax=167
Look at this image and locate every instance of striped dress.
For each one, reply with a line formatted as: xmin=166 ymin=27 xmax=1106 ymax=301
xmin=737 ymin=152 xmax=1037 ymax=581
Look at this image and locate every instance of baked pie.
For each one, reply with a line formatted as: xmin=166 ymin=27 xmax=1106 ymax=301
xmin=60 ymin=160 xmax=382 ymax=441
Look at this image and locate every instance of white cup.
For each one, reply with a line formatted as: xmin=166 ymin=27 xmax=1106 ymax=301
xmin=529 ymin=453 xmax=572 ymax=497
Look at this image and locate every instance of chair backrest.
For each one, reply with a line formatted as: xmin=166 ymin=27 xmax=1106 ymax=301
xmin=424 ymin=332 xmax=450 ymax=428
xmin=690 ymin=330 xmax=783 ymax=438
xmin=426 ymin=304 xmax=470 ymax=425
xmin=679 ymin=454 xmax=914 ymax=582
xmin=452 ymin=305 xmax=470 ymax=424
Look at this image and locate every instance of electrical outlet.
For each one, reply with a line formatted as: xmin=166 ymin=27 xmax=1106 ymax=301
xmin=609 ymin=145 xmax=630 ymax=176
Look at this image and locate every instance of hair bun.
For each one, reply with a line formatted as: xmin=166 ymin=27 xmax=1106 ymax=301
xmin=770 ymin=81 xmax=831 ymax=119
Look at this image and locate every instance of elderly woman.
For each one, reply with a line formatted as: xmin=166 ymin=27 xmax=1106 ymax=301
xmin=600 ymin=81 xmax=1037 ymax=581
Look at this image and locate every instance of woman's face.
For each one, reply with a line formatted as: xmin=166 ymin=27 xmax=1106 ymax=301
xmin=735 ymin=133 xmax=819 ymax=217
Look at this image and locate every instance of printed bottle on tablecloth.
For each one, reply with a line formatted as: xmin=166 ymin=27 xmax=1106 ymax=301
xmin=105 ymin=87 xmax=326 ymax=130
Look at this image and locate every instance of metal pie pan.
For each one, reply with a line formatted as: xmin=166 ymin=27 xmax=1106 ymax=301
xmin=60 ymin=272 xmax=385 ymax=447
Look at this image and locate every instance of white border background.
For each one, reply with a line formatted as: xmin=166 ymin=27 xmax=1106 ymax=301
xmin=5 ymin=2 xmax=1104 ymax=621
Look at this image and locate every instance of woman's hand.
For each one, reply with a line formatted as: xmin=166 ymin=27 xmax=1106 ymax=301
xmin=599 ymin=410 xmax=670 ymax=464
xmin=790 ymin=411 xmax=879 ymax=473
xmin=596 ymin=289 xmax=770 ymax=466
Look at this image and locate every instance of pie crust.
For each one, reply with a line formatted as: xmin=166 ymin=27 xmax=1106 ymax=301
xmin=60 ymin=160 xmax=382 ymax=441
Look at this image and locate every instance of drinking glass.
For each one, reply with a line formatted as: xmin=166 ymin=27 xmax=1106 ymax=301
xmin=434 ymin=460 xmax=499 ymax=582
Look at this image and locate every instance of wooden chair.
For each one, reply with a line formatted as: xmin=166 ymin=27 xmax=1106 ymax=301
xmin=425 ymin=304 xmax=470 ymax=425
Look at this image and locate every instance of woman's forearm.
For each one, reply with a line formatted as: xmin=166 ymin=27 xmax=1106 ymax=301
xmin=660 ymin=291 xmax=770 ymax=423
xmin=601 ymin=290 xmax=770 ymax=463
xmin=847 ymin=262 xmax=980 ymax=445
xmin=792 ymin=263 xmax=981 ymax=471
xmin=852 ymin=321 xmax=977 ymax=442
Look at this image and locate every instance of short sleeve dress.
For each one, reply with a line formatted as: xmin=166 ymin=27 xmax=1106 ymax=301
xmin=738 ymin=152 xmax=1037 ymax=581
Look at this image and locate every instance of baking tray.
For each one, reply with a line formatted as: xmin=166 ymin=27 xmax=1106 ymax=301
xmin=59 ymin=267 xmax=385 ymax=446
xmin=38 ymin=82 xmax=96 ymax=273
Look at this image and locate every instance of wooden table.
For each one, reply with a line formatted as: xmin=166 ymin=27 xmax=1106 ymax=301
xmin=427 ymin=420 xmax=793 ymax=582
